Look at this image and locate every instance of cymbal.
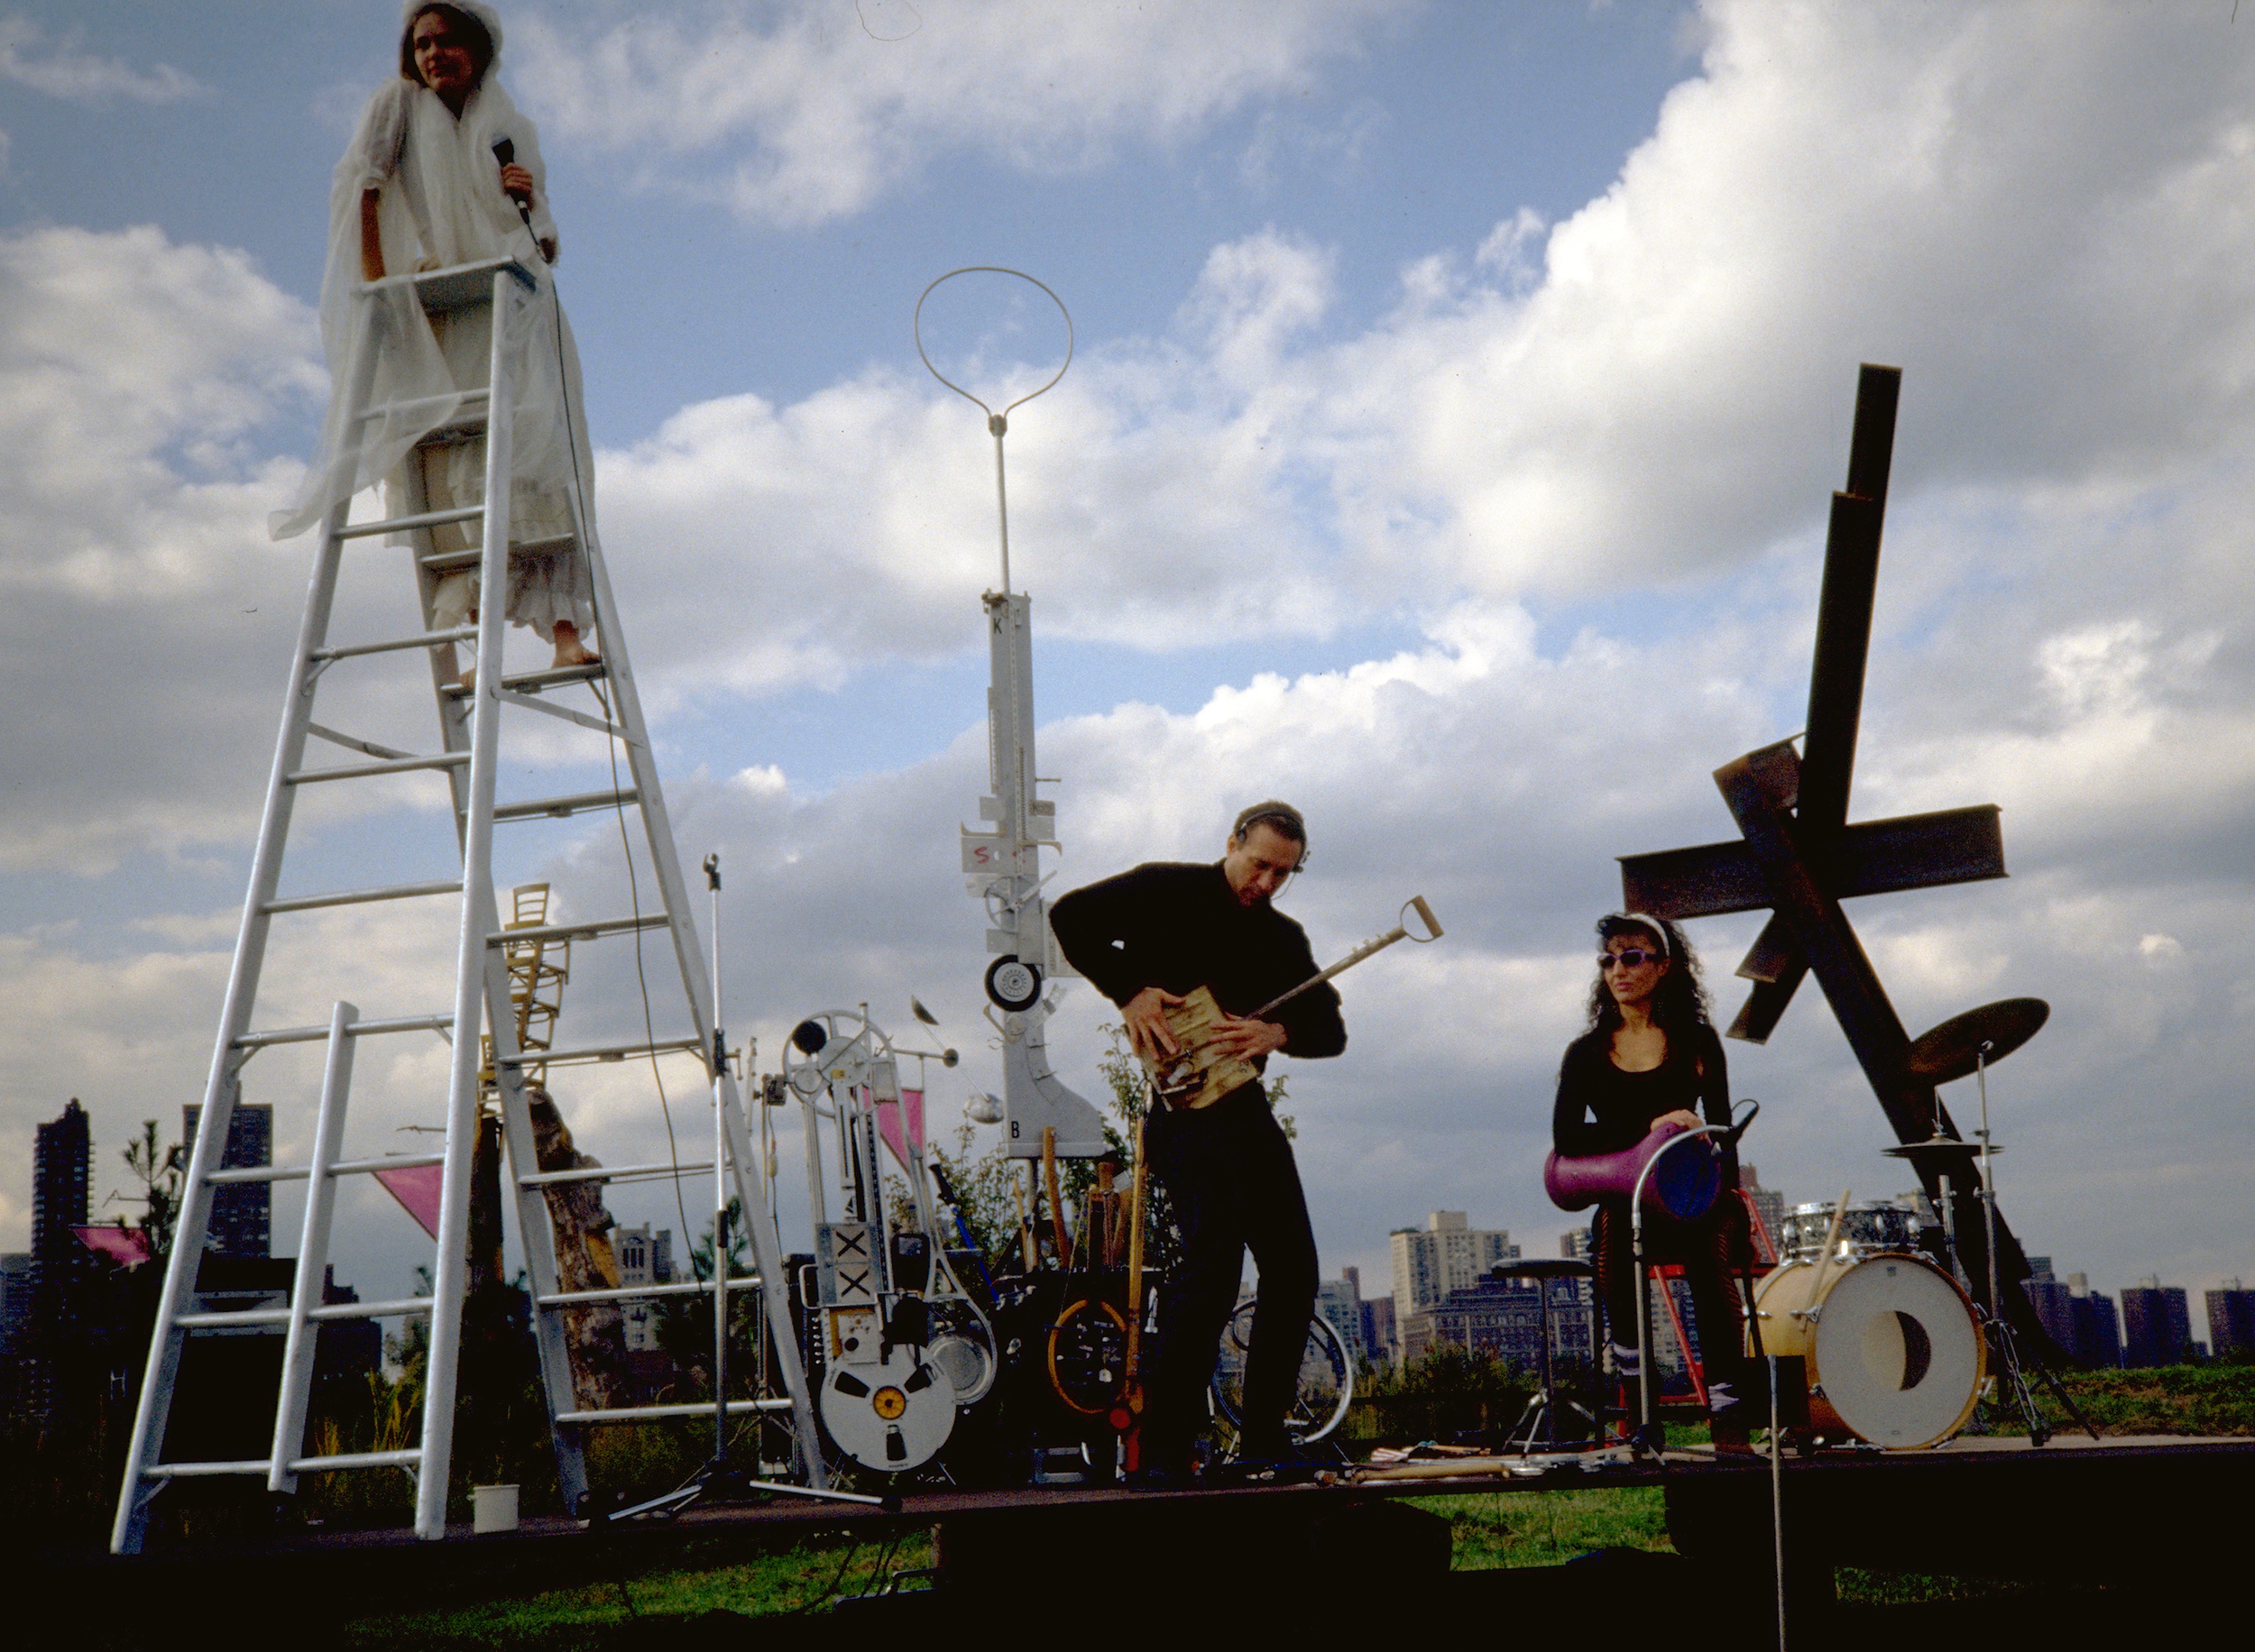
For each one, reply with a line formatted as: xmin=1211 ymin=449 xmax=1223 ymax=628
xmin=1904 ymin=997 xmax=2050 ymax=1084
xmin=1882 ymin=1135 xmax=1994 ymax=1159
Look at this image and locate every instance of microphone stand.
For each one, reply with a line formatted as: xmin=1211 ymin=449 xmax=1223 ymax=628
xmin=598 ymin=853 xmax=894 ymax=1522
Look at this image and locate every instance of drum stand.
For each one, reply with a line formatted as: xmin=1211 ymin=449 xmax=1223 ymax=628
xmin=1497 ymin=1260 xmax=1604 ymax=1469
xmin=1947 ymin=1047 xmax=2096 ymax=1447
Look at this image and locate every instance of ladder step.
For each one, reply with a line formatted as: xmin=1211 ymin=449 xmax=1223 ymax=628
xmin=173 ymin=1297 xmax=429 ymax=1331
xmin=262 ymin=878 xmax=463 ymax=914
xmin=536 ymin=1279 xmax=741 ymax=1308
xmin=336 ymin=505 xmax=483 ymax=541
xmin=311 ymin=1297 xmax=430 ymax=1322
xmin=496 ymin=787 xmax=640 ymax=822
xmin=308 ymin=625 xmax=475 ymax=662
xmin=555 ymin=1400 xmax=790 ymax=1427
xmin=366 ymin=253 xmax=535 ymax=315
xmin=288 ymin=1448 xmax=423 ymax=1473
xmin=143 ymin=1448 xmax=426 ymax=1481
xmin=235 ymin=1013 xmax=451 ymax=1050
xmin=359 ymin=388 xmax=487 ymax=427
xmin=443 ymin=660 xmax=607 ymax=700
xmin=144 ymin=1459 xmax=273 ymax=1480
xmin=518 ymin=1157 xmax=713 ymax=1189
xmin=499 ymin=1035 xmax=701 ymax=1068
xmin=288 ymin=750 xmax=470 ymax=785
xmin=207 ymin=1152 xmax=443 ymax=1186
xmin=419 ymin=531 xmax=577 ymax=575
xmin=174 ymin=1307 xmax=290 ymax=1329
xmin=488 ymin=913 xmax=668 ymax=947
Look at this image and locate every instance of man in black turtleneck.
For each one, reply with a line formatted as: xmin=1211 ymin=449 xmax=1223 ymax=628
xmin=1049 ymin=801 xmax=1346 ymax=1481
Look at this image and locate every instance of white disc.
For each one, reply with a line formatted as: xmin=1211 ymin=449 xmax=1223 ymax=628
xmin=819 ymin=1346 xmax=956 ymax=1473
xmin=1809 ymin=1256 xmax=1982 ymax=1448
xmin=927 ymin=1331 xmax=994 ymax=1405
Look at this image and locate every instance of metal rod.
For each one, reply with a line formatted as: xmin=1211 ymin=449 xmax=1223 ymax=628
xmin=707 ymin=851 xmax=729 ymax=1467
xmin=496 ymin=1035 xmax=701 ymax=1068
xmin=1977 ymin=1045 xmax=2001 ymax=1316
xmin=993 ymin=421 xmax=1011 ymax=594
xmin=537 ymin=1279 xmax=746 ymax=1308
xmin=262 ymin=879 xmax=463 ymax=913
xmin=335 ymin=505 xmax=483 ymax=540
xmin=516 ymin=1157 xmax=713 ymax=1189
xmin=484 ymin=913 xmax=668 ymax=946
xmin=287 ymin=749 xmax=472 ymax=785
xmin=493 ymin=787 xmax=639 ymax=821
xmin=417 ymin=264 xmax=522 ymax=1542
xmin=235 ymin=1014 xmax=451 ymax=1049
xmin=269 ymin=1002 xmax=357 ymax=1494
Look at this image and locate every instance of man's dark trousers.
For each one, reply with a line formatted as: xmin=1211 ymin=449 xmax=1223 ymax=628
xmin=1142 ymin=1085 xmax=1318 ymax=1466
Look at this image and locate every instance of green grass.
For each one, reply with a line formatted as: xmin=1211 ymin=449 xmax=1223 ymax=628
xmin=1413 ymin=1486 xmax=1673 ymax=1569
xmin=2045 ymin=1366 xmax=2255 ymax=1436
xmin=336 ymin=1531 xmax=934 ymax=1646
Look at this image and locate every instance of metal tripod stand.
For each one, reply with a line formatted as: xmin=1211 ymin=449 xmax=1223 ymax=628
xmin=1948 ymin=1044 xmax=2096 ymax=1447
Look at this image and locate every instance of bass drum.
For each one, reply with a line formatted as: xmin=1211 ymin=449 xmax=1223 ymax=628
xmin=1751 ymin=1253 xmax=1984 ymax=1449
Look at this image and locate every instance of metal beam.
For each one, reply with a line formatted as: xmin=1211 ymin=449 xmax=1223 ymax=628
xmin=1619 ymin=803 xmax=2005 ymax=918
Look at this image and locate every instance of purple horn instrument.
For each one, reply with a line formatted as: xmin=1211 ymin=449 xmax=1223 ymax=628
xmin=1543 ymin=1121 xmax=1722 ymax=1223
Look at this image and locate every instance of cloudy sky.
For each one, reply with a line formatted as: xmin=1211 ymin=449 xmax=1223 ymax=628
xmin=3 ymin=2 xmax=2250 ymax=1328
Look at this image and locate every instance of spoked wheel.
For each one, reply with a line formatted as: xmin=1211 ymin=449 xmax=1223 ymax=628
xmin=1046 ymin=1297 xmax=1130 ymax=1418
xmin=1208 ymin=1301 xmax=1353 ymax=1443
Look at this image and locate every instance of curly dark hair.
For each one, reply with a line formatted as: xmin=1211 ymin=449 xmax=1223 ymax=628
xmin=1583 ymin=912 xmax=1712 ymax=1035
xmin=401 ymin=5 xmax=496 ymax=86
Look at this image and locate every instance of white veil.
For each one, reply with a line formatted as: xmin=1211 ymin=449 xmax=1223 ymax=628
xmin=271 ymin=0 xmax=587 ymax=592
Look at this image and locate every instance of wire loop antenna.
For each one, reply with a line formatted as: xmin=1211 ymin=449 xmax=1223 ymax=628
xmin=913 ymin=267 xmax=1073 ymax=594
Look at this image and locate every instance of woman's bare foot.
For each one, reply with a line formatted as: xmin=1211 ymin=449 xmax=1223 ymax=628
xmin=551 ymin=621 xmax=600 ymax=670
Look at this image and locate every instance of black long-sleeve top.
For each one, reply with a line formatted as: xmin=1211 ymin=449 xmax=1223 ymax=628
xmin=1551 ymin=1022 xmax=1735 ymax=1183
xmin=1048 ymin=861 xmax=1347 ymax=1079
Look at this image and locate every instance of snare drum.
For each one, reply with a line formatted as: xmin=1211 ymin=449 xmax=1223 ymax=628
xmin=1778 ymin=1198 xmax=1922 ymax=1264
xmin=1750 ymin=1253 xmax=1983 ymax=1448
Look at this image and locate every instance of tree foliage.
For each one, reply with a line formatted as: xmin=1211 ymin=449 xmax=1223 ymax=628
xmin=116 ymin=1118 xmax=184 ymax=1260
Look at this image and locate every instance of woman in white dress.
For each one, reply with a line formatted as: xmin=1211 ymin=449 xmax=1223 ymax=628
xmin=272 ymin=2 xmax=598 ymax=679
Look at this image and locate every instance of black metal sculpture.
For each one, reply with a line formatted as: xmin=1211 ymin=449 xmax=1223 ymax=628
xmin=1617 ymin=364 xmax=2057 ymax=1358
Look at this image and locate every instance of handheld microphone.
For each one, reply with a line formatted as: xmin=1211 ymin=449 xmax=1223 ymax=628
xmin=490 ymin=135 xmax=535 ymax=231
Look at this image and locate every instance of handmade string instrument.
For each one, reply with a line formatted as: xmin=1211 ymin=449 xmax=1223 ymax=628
xmin=1145 ymin=895 xmax=1443 ymax=1110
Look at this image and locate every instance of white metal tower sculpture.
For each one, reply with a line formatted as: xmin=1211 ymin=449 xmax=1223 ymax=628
xmin=916 ymin=268 xmax=1108 ymax=1161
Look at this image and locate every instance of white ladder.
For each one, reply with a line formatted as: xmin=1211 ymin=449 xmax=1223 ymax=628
xmin=112 ymin=256 xmax=824 ymax=1551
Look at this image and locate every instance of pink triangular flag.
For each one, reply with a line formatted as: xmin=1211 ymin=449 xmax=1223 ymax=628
xmin=73 ymin=1224 xmax=153 ymax=1268
xmin=875 ymin=1088 xmax=925 ymax=1169
xmin=375 ymin=1162 xmax=445 ymax=1239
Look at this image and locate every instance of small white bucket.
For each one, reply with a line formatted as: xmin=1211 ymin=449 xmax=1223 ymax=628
xmin=472 ymin=1482 xmax=520 ymax=1534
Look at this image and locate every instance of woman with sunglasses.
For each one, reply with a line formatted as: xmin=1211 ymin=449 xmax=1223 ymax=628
xmin=1552 ymin=912 xmax=1753 ymax=1452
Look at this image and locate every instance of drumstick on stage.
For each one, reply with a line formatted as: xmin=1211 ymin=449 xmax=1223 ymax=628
xmin=1806 ymin=1189 xmax=1852 ymax=1316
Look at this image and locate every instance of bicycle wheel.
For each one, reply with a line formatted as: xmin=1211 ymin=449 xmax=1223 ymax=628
xmin=1208 ymin=1301 xmax=1353 ymax=1442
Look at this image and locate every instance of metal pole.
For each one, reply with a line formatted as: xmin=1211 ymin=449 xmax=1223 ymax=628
xmin=990 ymin=416 xmax=1011 ymax=594
xmin=419 ymin=267 xmax=524 ymax=1540
xmin=1770 ymin=1349 xmax=1787 ymax=1651
xmin=1976 ymin=1045 xmax=2000 ymax=1316
xmin=706 ymin=852 xmax=728 ymax=1466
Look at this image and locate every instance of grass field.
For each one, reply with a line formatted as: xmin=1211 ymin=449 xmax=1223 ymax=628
xmin=338 ymin=1529 xmax=936 ymax=1646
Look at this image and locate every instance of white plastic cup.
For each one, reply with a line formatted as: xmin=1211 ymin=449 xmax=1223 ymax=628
xmin=472 ymin=1483 xmax=520 ymax=1534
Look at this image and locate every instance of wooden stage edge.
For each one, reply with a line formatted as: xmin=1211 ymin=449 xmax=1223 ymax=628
xmin=38 ymin=1434 xmax=2253 ymax=1625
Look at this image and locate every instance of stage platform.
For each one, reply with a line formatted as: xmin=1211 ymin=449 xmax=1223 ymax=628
xmin=31 ymin=1435 xmax=2251 ymax=1638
